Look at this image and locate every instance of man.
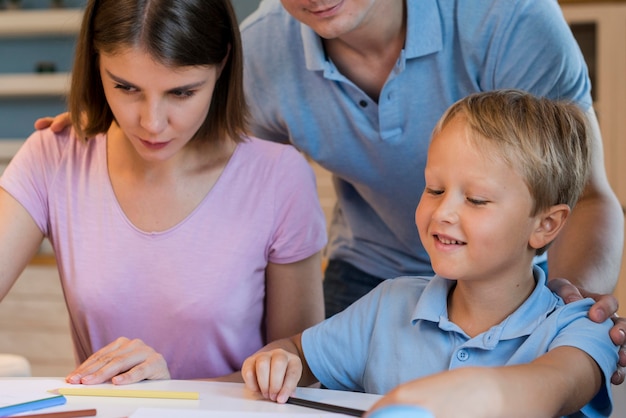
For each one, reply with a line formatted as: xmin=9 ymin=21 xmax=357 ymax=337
xmin=239 ymin=0 xmax=626 ymax=381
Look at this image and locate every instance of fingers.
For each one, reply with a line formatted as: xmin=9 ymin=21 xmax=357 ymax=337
xmin=241 ymin=350 xmax=301 ymax=404
xmin=33 ymin=112 xmax=71 ymax=133
xmin=611 ymin=364 xmax=626 ymax=385
xmin=609 ymin=317 xmax=626 ymax=385
xmin=66 ymin=337 xmax=170 ymax=385
xmin=547 ymin=278 xmax=583 ymax=304
xmin=587 ymin=294 xmax=619 ymax=323
xmin=33 ymin=117 xmax=54 ymax=131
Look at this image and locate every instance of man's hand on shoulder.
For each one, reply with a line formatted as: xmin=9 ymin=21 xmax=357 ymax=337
xmin=33 ymin=112 xmax=71 ymax=133
xmin=548 ymin=277 xmax=626 ymax=384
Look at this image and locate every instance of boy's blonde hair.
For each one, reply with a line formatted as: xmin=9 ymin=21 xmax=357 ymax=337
xmin=432 ymin=90 xmax=591 ymax=255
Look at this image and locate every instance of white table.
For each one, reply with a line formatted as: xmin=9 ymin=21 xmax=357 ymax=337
xmin=0 ymin=378 xmax=381 ymax=417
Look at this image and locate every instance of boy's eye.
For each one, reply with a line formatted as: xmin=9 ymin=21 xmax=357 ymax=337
xmin=467 ymin=198 xmax=488 ymax=205
xmin=425 ymin=187 xmax=443 ymax=196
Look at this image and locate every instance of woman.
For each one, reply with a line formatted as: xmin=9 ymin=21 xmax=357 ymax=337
xmin=0 ymin=0 xmax=326 ymax=385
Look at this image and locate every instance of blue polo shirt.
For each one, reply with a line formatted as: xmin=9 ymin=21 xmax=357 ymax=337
xmin=240 ymin=0 xmax=591 ymax=279
xmin=301 ymin=267 xmax=617 ymax=417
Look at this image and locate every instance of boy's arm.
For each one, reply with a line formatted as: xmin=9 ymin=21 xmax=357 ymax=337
xmin=366 ymin=346 xmax=603 ymax=418
xmin=241 ymin=333 xmax=317 ymax=404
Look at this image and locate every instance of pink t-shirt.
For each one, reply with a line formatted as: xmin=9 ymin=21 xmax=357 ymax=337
xmin=0 ymin=129 xmax=327 ymax=378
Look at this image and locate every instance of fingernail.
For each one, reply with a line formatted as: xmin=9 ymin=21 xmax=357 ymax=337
xmin=65 ymin=374 xmax=80 ymax=384
xmin=80 ymin=375 xmax=94 ymax=384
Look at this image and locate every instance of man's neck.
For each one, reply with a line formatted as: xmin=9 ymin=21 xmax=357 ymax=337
xmin=323 ymin=1 xmax=406 ymax=101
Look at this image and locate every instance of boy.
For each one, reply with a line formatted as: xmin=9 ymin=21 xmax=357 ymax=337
xmin=242 ymin=90 xmax=618 ymax=417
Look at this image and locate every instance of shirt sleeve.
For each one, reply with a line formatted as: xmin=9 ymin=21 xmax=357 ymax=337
xmin=301 ymin=280 xmax=394 ymax=391
xmin=0 ymin=129 xmax=66 ymax=235
xmin=462 ymin=0 xmax=592 ymax=109
xmin=549 ymin=299 xmax=618 ymax=417
xmin=266 ymin=144 xmax=327 ymax=264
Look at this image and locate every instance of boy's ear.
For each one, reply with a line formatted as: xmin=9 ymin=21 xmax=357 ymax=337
xmin=528 ymin=204 xmax=571 ymax=251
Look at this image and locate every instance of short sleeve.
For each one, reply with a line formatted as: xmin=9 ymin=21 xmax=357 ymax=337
xmin=267 ymin=145 xmax=327 ymax=264
xmin=549 ymin=299 xmax=618 ymax=417
xmin=0 ymin=129 xmax=66 ymax=235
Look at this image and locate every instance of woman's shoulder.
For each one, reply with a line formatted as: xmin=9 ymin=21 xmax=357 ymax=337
xmin=22 ymin=127 xmax=104 ymax=157
xmin=237 ymin=136 xmax=307 ymax=163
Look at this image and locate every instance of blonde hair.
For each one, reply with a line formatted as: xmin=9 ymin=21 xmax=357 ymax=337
xmin=432 ymin=90 xmax=591 ymax=255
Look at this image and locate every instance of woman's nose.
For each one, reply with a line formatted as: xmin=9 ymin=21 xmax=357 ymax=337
xmin=139 ymin=101 xmax=167 ymax=134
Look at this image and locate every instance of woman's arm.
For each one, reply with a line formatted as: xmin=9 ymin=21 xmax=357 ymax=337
xmin=367 ymin=346 xmax=603 ymax=418
xmin=264 ymin=252 xmax=325 ymax=342
xmin=0 ymin=189 xmax=44 ymax=299
xmin=238 ymin=253 xmax=325 ymax=398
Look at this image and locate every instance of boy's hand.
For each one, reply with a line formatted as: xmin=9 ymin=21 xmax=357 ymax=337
xmin=548 ymin=277 xmax=626 ymax=384
xmin=34 ymin=112 xmax=72 ymax=133
xmin=241 ymin=348 xmax=302 ymax=404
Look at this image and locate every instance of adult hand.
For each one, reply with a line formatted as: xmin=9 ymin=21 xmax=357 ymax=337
xmin=33 ymin=112 xmax=71 ymax=133
xmin=241 ymin=348 xmax=302 ymax=404
xmin=65 ymin=337 xmax=170 ymax=385
xmin=548 ymin=277 xmax=626 ymax=384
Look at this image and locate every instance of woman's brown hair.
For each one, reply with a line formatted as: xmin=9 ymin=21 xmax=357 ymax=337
xmin=69 ymin=0 xmax=248 ymax=143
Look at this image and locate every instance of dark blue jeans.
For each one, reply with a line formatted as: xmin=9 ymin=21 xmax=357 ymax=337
xmin=323 ymin=259 xmax=386 ymax=318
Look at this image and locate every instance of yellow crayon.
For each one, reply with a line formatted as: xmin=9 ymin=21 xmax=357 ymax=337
xmin=53 ymin=387 xmax=199 ymax=400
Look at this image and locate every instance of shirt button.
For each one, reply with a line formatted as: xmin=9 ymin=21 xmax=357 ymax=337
xmin=359 ymin=100 xmax=368 ymax=108
xmin=456 ymin=349 xmax=469 ymax=361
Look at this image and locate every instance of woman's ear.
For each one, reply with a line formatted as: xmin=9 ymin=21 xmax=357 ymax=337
xmin=528 ymin=204 xmax=571 ymax=251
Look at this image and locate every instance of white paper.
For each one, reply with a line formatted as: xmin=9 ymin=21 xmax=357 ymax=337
xmin=130 ymin=407 xmax=351 ymax=417
xmin=0 ymin=379 xmax=63 ymax=407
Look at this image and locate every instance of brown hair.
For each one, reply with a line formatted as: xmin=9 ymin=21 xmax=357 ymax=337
xmin=69 ymin=0 xmax=248 ymax=143
xmin=432 ymin=90 xmax=591 ymax=255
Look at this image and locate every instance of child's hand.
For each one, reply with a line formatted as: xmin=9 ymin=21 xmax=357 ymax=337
xmin=241 ymin=348 xmax=303 ymax=403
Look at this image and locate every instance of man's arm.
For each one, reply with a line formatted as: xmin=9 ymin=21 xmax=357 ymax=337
xmin=548 ymin=108 xmax=624 ymax=294
xmin=546 ymin=108 xmax=626 ymax=384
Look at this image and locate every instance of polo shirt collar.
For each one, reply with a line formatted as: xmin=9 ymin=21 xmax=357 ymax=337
xmin=412 ymin=266 xmax=560 ymax=341
xmin=300 ymin=0 xmax=443 ymax=71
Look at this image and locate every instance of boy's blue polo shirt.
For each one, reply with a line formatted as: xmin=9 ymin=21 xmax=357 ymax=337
xmin=240 ymin=0 xmax=590 ymax=279
xmin=302 ymin=267 xmax=617 ymax=417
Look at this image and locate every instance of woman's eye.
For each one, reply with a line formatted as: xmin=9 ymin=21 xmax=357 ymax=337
xmin=114 ymin=84 xmax=135 ymax=92
xmin=171 ymin=90 xmax=195 ymax=99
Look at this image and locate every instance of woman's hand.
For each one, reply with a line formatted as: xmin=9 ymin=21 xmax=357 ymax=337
xmin=65 ymin=337 xmax=170 ymax=385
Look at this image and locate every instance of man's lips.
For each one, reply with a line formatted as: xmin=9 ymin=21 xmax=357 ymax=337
xmin=309 ymin=1 xmax=343 ymax=17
